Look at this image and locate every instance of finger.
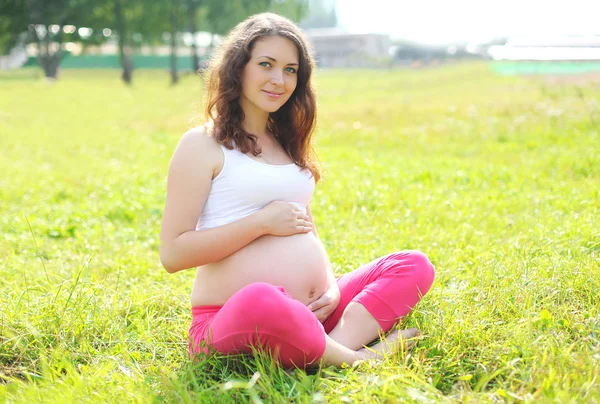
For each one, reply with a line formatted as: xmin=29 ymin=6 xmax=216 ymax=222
xmin=295 ymin=222 xmax=312 ymax=232
xmin=307 ymin=298 xmax=326 ymax=312
xmin=313 ymin=307 xmax=330 ymax=322
xmin=296 ymin=225 xmax=312 ymax=233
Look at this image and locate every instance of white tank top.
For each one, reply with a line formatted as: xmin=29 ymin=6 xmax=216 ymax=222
xmin=196 ymin=143 xmax=315 ymax=230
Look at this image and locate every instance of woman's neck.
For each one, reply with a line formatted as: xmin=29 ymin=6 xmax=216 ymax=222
xmin=239 ymin=98 xmax=270 ymax=140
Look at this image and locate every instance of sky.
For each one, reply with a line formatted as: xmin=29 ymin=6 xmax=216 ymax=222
xmin=335 ymin=0 xmax=600 ymax=45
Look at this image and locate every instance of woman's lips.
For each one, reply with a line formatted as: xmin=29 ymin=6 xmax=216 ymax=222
xmin=262 ymin=90 xmax=282 ymax=99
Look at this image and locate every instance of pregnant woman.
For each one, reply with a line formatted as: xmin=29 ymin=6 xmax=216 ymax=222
xmin=159 ymin=13 xmax=435 ymax=369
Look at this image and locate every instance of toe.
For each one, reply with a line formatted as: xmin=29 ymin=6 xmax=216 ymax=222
xmin=400 ymin=328 xmax=420 ymax=339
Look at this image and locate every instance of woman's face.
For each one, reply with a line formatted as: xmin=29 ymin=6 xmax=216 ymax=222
xmin=240 ymin=35 xmax=299 ymax=115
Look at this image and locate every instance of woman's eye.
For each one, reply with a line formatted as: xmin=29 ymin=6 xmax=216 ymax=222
xmin=285 ymin=67 xmax=297 ymax=73
xmin=259 ymin=62 xmax=271 ymax=68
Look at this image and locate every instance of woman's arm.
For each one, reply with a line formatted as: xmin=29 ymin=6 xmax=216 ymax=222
xmin=159 ymin=128 xmax=267 ymax=274
xmin=160 ymin=128 xmax=313 ymax=274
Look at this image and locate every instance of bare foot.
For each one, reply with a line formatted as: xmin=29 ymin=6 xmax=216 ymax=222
xmin=359 ymin=328 xmax=420 ymax=360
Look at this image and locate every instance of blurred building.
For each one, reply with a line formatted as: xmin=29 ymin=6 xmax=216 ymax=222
xmin=305 ymin=28 xmax=391 ymax=68
xmin=487 ymin=35 xmax=600 ymax=61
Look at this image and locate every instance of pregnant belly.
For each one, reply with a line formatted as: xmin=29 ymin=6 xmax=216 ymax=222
xmin=191 ymin=232 xmax=331 ymax=306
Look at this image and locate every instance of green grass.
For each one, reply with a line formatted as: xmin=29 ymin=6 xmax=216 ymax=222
xmin=1 ymin=63 xmax=598 ymax=403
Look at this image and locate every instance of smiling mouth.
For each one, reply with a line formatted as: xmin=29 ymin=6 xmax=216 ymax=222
xmin=262 ymin=90 xmax=283 ymax=96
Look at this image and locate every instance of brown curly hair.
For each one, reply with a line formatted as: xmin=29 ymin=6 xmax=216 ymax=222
xmin=204 ymin=12 xmax=321 ymax=182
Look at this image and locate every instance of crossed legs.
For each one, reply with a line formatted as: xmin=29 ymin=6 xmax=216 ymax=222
xmin=189 ymin=250 xmax=435 ymax=368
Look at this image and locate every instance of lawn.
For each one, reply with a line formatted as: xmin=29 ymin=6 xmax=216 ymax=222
xmin=0 ymin=63 xmax=598 ymax=402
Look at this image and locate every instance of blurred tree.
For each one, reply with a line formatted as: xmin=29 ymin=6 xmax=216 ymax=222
xmin=0 ymin=0 xmax=309 ymax=82
xmin=0 ymin=1 xmax=28 ymax=55
xmin=169 ymin=0 xmax=180 ymax=84
xmin=299 ymin=0 xmax=336 ymax=29
xmin=268 ymin=0 xmax=309 ymax=22
xmin=204 ymin=0 xmax=308 ymax=36
xmin=0 ymin=0 xmax=100 ymax=79
xmin=204 ymin=0 xmax=268 ymax=37
xmin=187 ymin=0 xmax=201 ymax=72
xmin=111 ymin=0 xmax=171 ymax=84
xmin=113 ymin=0 xmax=132 ymax=83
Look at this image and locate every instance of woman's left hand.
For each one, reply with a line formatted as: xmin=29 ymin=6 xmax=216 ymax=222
xmin=307 ymin=283 xmax=341 ymax=322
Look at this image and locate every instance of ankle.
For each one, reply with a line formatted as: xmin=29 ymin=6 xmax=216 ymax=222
xmin=356 ymin=347 xmax=377 ymax=361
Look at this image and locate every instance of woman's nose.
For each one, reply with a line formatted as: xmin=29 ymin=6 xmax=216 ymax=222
xmin=270 ymin=71 xmax=284 ymax=85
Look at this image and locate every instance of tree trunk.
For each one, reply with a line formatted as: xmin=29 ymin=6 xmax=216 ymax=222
xmin=114 ymin=0 xmax=132 ymax=84
xmin=188 ymin=0 xmax=199 ymax=73
xmin=170 ymin=0 xmax=179 ymax=85
xmin=32 ymin=24 xmax=63 ymax=79
xmin=41 ymin=50 xmax=62 ymax=78
xmin=208 ymin=32 xmax=215 ymax=54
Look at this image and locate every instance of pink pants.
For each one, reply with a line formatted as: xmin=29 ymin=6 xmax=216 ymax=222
xmin=188 ymin=250 xmax=435 ymax=368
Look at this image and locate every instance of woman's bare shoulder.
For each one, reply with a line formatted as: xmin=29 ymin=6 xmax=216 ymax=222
xmin=179 ymin=124 xmax=220 ymax=150
xmin=178 ymin=124 xmax=224 ymax=159
xmin=170 ymin=124 xmax=222 ymax=178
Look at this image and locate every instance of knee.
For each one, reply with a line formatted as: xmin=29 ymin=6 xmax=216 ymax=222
xmin=235 ymin=282 xmax=281 ymax=300
xmin=388 ymin=250 xmax=435 ymax=294
xmin=230 ymin=283 xmax=299 ymax=329
xmin=405 ymin=250 xmax=436 ymax=294
xmin=232 ymin=282 xmax=287 ymax=315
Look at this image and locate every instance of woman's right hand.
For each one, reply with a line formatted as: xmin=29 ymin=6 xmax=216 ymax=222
xmin=257 ymin=201 xmax=313 ymax=236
